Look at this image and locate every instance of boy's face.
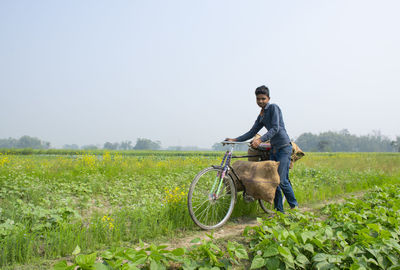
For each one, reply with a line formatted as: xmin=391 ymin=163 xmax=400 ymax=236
xmin=256 ymin=94 xmax=270 ymax=108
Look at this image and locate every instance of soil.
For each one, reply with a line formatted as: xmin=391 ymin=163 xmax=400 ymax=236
xmin=162 ymin=217 xmax=260 ymax=250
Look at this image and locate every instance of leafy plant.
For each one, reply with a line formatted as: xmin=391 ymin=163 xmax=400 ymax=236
xmin=1 ymin=152 xmax=399 ymax=267
xmin=245 ymin=185 xmax=400 ymax=269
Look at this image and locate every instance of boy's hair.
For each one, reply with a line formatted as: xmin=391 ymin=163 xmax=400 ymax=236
xmin=255 ymin=85 xmax=270 ymax=97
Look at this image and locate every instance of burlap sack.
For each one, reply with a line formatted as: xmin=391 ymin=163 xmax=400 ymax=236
xmin=291 ymin=141 xmax=305 ymax=163
xmin=229 ymin=160 xmax=280 ymax=204
xmin=247 ymin=134 xmax=270 ymax=161
xmin=247 ymin=147 xmax=267 ymax=161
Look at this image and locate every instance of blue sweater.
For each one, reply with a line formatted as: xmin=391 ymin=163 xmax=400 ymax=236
xmin=235 ymin=103 xmax=291 ymax=148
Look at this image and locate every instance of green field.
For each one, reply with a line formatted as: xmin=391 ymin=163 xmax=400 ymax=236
xmin=0 ymin=151 xmax=399 ymax=268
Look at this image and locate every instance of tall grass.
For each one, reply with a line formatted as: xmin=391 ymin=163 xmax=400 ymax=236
xmin=291 ymin=153 xmax=400 ymax=203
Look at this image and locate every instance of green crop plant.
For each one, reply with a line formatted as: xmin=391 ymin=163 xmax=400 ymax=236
xmin=54 ymin=184 xmax=400 ymax=269
xmin=245 ymin=184 xmax=400 ymax=269
xmin=0 ymin=151 xmax=399 ymax=268
xmin=54 ymin=234 xmax=249 ymax=269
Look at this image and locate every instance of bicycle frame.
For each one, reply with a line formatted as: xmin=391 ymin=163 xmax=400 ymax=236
xmin=209 ymin=142 xmax=251 ymax=200
xmin=187 ymin=141 xmax=275 ymax=230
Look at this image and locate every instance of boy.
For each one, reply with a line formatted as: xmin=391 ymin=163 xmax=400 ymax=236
xmin=225 ymin=85 xmax=298 ymax=212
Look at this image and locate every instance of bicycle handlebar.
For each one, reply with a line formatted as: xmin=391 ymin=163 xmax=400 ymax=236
xmin=220 ymin=141 xmax=250 ymax=145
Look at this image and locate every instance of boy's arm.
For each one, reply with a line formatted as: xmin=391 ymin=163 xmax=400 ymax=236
xmin=260 ymin=105 xmax=280 ymax=142
xmin=234 ymin=118 xmax=263 ymax=142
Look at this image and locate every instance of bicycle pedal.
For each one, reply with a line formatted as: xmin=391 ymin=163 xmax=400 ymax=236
xmin=243 ymin=193 xmax=255 ymax=203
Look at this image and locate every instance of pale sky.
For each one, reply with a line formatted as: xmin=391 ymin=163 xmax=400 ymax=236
xmin=1 ymin=0 xmax=399 ymax=148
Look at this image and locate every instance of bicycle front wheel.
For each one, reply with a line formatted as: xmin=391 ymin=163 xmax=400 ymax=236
xmin=188 ymin=167 xmax=236 ymax=230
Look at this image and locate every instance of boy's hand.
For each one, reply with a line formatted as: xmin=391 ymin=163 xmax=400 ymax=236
xmin=251 ymin=138 xmax=262 ymax=148
xmin=224 ymin=138 xmax=237 ymax=142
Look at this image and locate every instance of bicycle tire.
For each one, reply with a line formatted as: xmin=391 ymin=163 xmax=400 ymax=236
xmin=188 ymin=167 xmax=236 ymax=230
xmin=258 ymin=196 xmax=285 ymax=214
xmin=258 ymin=199 xmax=275 ymax=214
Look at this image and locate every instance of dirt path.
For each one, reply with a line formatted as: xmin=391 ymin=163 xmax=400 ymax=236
xmin=161 ymin=217 xmax=260 ymax=250
xmin=154 ymin=190 xmax=367 ymax=250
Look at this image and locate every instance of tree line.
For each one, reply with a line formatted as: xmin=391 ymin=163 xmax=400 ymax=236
xmin=65 ymin=138 xmax=162 ymax=150
xmin=295 ymin=130 xmax=400 ymax=152
xmin=1 ymin=131 xmax=400 ymax=152
xmin=211 ymin=130 xmax=400 ymax=152
xmin=0 ymin=136 xmax=50 ymax=149
xmin=0 ymin=137 xmax=162 ymax=151
xmin=1 ymin=136 xmax=209 ymax=151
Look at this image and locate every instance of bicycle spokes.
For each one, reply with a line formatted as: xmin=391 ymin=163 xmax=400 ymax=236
xmin=188 ymin=141 xmax=249 ymax=230
xmin=188 ymin=167 xmax=236 ymax=229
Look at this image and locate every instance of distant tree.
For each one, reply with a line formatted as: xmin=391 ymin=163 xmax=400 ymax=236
xmin=81 ymin=144 xmax=98 ymax=150
xmin=17 ymin=136 xmax=37 ymax=148
xmin=391 ymin=136 xmax=400 ymax=152
xmin=103 ymin=142 xmax=119 ymax=150
xmin=295 ymin=132 xmax=319 ymax=151
xmin=119 ymin=140 xmax=133 ymax=150
xmin=339 ymin=129 xmax=350 ymax=136
xmin=212 ymin=142 xmax=226 ymax=151
xmin=295 ymin=130 xmax=394 ymax=152
xmin=133 ymin=138 xmax=161 ymax=150
xmin=103 ymin=142 xmax=112 ymax=149
xmin=63 ymin=144 xmax=80 ymax=149
xmin=317 ymin=140 xmax=331 ymax=152
xmin=167 ymin=146 xmax=183 ymax=151
xmin=42 ymin=141 xmax=51 ymax=149
xmin=0 ymin=136 xmax=50 ymax=149
xmin=0 ymin=137 xmax=17 ymax=148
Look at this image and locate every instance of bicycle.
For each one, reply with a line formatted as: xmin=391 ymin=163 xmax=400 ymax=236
xmin=187 ymin=141 xmax=274 ymax=230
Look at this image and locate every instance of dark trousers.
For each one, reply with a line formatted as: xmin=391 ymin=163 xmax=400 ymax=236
xmin=270 ymin=144 xmax=298 ymax=212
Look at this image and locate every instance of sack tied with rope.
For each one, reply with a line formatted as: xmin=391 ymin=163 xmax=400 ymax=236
xmin=228 ymin=160 xmax=280 ymax=204
xmin=247 ymin=134 xmax=305 ymax=168
xmin=227 ymin=135 xmax=305 ymax=204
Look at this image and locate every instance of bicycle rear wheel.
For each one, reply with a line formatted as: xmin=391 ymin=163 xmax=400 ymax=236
xmin=258 ymin=199 xmax=275 ymax=214
xmin=188 ymin=167 xmax=236 ymax=230
xmin=258 ymin=196 xmax=285 ymax=214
